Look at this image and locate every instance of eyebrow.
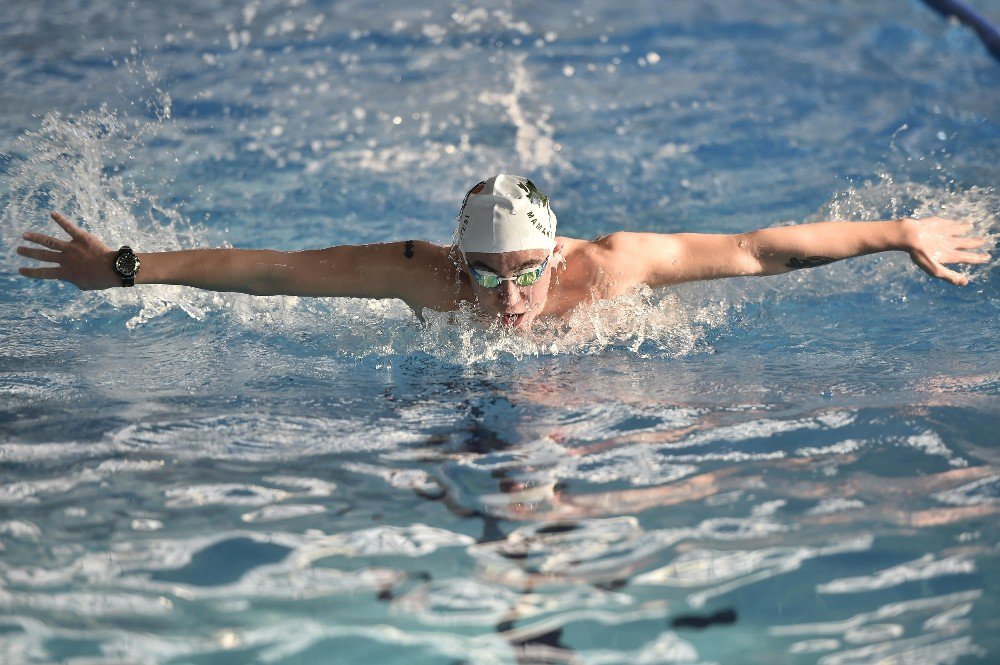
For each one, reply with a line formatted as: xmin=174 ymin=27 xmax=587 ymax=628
xmin=470 ymin=259 xmax=544 ymax=273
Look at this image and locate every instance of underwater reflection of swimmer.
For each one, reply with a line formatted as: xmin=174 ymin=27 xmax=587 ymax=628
xmin=385 ymin=386 xmax=998 ymax=541
xmin=371 ymin=389 xmax=994 ymax=656
xmin=540 ymin=457 xmax=997 ymax=530
xmin=385 ymin=424 xmax=995 ymax=661
xmin=416 ymin=394 xmax=744 ymax=523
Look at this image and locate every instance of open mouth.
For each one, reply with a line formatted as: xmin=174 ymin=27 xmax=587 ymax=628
xmin=499 ymin=312 xmax=527 ymax=328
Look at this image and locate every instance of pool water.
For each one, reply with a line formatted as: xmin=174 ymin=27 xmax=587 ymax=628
xmin=1 ymin=1 xmax=999 ymax=663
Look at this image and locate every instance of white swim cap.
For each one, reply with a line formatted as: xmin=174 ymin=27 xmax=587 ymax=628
xmin=456 ymin=174 xmax=557 ymax=254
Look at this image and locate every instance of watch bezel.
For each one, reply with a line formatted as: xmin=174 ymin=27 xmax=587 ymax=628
xmin=114 ymin=246 xmax=140 ymax=286
xmin=114 ymin=254 xmax=137 ymax=276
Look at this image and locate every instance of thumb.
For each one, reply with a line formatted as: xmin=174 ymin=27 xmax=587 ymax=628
xmin=910 ymin=250 xmax=968 ymax=286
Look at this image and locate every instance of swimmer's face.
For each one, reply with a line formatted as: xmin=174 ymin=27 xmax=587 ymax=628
xmin=463 ymin=249 xmax=553 ymax=330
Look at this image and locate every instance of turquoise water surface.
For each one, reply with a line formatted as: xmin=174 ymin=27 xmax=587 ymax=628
xmin=2 ymin=1 xmax=999 ymax=663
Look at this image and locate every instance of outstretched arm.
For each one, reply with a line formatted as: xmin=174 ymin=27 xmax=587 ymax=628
xmin=18 ymin=212 xmax=456 ymax=308
xmin=605 ymin=217 xmax=990 ymax=287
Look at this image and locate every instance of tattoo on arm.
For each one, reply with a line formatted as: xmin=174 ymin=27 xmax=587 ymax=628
xmin=404 ymin=240 xmax=414 ymax=259
xmin=786 ymin=256 xmax=836 ymax=270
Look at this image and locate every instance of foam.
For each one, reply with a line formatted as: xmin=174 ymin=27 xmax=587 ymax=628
xmin=110 ymin=413 xmax=423 ymax=461
xmin=240 ymin=504 xmax=328 ymax=523
xmin=817 ymin=554 xmax=976 ymax=594
xmin=163 ymin=483 xmax=293 ymax=508
xmin=477 ymin=56 xmax=562 ymax=171
xmin=292 ymin=524 xmax=476 ymax=563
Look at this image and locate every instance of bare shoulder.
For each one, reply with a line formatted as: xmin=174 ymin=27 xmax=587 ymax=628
xmin=571 ymin=233 xmax=655 ymax=280
xmin=547 ymin=235 xmax=651 ymax=310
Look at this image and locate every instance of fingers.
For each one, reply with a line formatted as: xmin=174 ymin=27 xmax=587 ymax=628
xmin=16 ymin=246 xmax=62 ymax=263
xmin=927 ymin=248 xmax=991 ymax=266
xmin=18 ymin=266 xmax=63 ymax=280
xmin=952 ymin=236 xmax=987 ymax=250
xmin=913 ymin=217 xmax=982 ymax=238
xmin=22 ymin=231 xmax=69 ymax=251
xmin=50 ymin=211 xmax=85 ymax=239
xmin=945 ymin=250 xmax=991 ymax=265
xmin=19 ymin=212 xmax=85 ymax=252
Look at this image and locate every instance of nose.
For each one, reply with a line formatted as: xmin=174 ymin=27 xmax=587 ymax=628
xmin=498 ymin=280 xmax=521 ymax=307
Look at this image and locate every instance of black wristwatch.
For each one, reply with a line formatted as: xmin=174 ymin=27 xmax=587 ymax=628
xmin=114 ymin=246 xmax=141 ymax=287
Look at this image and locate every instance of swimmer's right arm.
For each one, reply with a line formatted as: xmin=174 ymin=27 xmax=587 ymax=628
xmin=18 ymin=212 xmax=446 ymax=304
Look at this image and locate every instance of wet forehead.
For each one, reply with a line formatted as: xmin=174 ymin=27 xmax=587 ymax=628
xmin=464 ymin=249 xmax=550 ymax=274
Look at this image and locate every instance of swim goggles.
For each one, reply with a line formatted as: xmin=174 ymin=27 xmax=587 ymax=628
xmin=468 ymin=255 xmax=550 ymax=288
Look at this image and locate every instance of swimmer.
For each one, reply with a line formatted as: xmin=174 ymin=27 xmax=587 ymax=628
xmin=16 ymin=173 xmax=992 ymax=330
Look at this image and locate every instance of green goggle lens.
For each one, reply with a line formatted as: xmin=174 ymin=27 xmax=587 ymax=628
xmin=514 ymin=270 xmax=542 ymax=287
xmin=471 ymin=258 xmax=548 ymax=289
xmin=476 ymin=273 xmax=502 ymax=288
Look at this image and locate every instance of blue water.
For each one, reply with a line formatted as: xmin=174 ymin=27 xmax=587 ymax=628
xmin=2 ymin=1 xmax=999 ymax=663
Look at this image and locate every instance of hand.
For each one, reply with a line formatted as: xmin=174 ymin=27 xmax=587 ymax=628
xmin=902 ymin=216 xmax=991 ymax=286
xmin=17 ymin=212 xmax=119 ymax=290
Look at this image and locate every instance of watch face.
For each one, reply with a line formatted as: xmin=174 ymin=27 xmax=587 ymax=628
xmin=115 ymin=253 xmax=138 ymax=277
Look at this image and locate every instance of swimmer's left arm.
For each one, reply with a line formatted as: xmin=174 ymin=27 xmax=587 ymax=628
xmin=743 ymin=217 xmax=990 ymax=286
xmin=615 ymin=217 xmax=990 ymax=287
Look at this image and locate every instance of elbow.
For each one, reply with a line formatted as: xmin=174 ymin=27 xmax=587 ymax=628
xmin=233 ymin=251 xmax=288 ymax=296
xmin=735 ymin=231 xmax=770 ymax=276
xmin=246 ymin=268 xmax=291 ymax=296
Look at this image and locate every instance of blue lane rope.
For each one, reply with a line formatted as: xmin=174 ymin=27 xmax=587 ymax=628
xmin=920 ymin=0 xmax=1000 ymax=62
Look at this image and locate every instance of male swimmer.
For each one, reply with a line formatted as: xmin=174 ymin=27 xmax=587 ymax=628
xmin=17 ymin=174 xmax=992 ymax=330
